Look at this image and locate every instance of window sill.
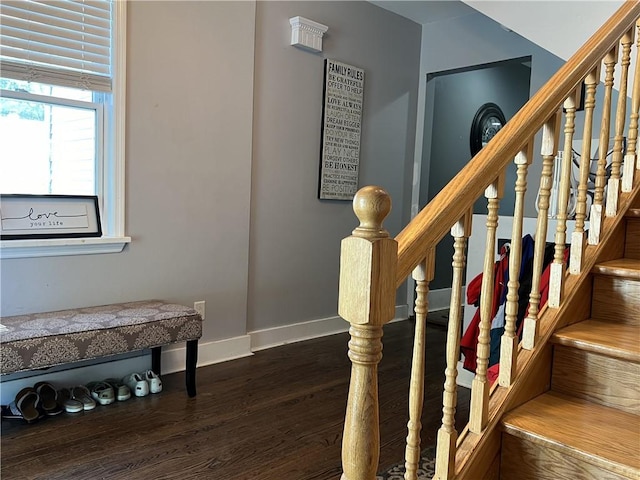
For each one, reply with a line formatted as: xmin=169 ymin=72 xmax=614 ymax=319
xmin=0 ymin=236 xmax=131 ymax=259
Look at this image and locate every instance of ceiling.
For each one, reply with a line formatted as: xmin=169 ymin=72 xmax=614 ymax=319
xmin=369 ymin=0 xmax=476 ymax=25
xmin=369 ymin=1 xmax=626 ymax=61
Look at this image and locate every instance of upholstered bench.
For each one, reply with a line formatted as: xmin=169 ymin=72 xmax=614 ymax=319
xmin=0 ymin=300 xmax=202 ymax=397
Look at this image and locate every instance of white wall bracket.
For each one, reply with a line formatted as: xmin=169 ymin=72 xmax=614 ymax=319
xmin=289 ymin=16 xmax=328 ymax=53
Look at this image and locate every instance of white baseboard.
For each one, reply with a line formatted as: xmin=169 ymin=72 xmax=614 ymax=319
xmin=166 ymin=305 xmax=410 ymax=371
xmin=161 ymin=335 xmax=253 ymax=375
xmin=428 ymin=287 xmax=453 ymax=312
xmin=250 ymin=305 xmax=410 ymax=352
xmin=249 ymin=316 xmax=347 ymax=352
xmin=393 ymin=304 xmax=410 ymax=322
xmin=456 ymin=360 xmax=474 ymax=389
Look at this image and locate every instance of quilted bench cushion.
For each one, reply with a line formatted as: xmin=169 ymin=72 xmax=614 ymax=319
xmin=0 ymin=300 xmax=202 ymax=375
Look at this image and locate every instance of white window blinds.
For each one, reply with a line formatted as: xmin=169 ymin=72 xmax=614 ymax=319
xmin=0 ymin=0 xmax=112 ymax=91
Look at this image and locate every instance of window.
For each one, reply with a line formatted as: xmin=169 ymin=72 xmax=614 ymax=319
xmin=1 ymin=80 xmax=99 ymax=196
xmin=0 ymin=0 xmax=128 ymax=258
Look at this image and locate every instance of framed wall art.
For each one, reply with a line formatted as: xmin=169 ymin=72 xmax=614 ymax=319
xmin=318 ymin=59 xmax=365 ymax=200
xmin=0 ymin=194 xmax=102 ymax=240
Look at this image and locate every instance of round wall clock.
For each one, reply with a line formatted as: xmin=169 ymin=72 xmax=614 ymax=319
xmin=470 ymin=103 xmax=506 ymax=156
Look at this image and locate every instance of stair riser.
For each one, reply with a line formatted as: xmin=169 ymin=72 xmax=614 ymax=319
xmin=552 ymin=345 xmax=640 ymax=415
xmin=626 ymin=218 xmax=640 ymax=259
xmin=501 ymin=435 xmax=631 ymax=480
xmin=591 ymin=276 xmax=640 ymax=325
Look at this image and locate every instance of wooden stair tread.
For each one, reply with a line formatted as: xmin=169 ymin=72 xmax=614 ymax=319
xmin=627 ymin=208 xmax=640 ymax=217
xmin=552 ymin=320 xmax=640 ymax=362
xmin=592 ymin=258 xmax=640 ymax=279
xmin=502 ymin=392 xmax=640 ymax=477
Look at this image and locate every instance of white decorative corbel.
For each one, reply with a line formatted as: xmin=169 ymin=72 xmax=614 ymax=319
xmin=289 ymin=16 xmax=328 ymax=53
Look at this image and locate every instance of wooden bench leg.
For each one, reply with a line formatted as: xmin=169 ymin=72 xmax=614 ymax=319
xmin=152 ymin=347 xmax=162 ymax=374
xmin=186 ymin=340 xmax=198 ymax=397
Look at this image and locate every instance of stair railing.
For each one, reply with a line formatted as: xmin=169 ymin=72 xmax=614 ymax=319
xmin=338 ymin=2 xmax=640 ymax=480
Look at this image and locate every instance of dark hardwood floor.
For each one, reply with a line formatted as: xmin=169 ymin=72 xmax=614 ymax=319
xmin=1 ymin=317 xmax=470 ymax=480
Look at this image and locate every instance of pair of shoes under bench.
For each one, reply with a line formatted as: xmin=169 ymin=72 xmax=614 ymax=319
xmin=122 ymin=370 xmax=162 ymax=397
xmin=58 ymin=386 xmax=96 ymax=412
xmin=104 ymin=378 xmax=131 ymax=401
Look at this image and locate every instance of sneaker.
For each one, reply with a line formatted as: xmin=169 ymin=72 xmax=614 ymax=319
xmin=86 ymin=381 xmax=115 ymax=406
xmin=142 ymin=370 xmax=162 ymax=394
xmin=122 ymin=373 xmax=149 ymax=397
xmin=104 ymin=378 xmax=131 ymax=401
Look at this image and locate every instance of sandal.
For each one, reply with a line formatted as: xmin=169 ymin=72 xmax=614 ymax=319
xmin=1 ymin=387 xmax=41 ymax=423
xmin=34 ymin=382 xmax=63 ymax=416
xmin=70 ymin=385 xmax=96 ymax=410
xmin=57 ymin=388 xmax=83 ymax=413
xmin=1 ymin=404 xmax=22 ymax=420
xmin=86 ymin=382 xmax=115 ymax=406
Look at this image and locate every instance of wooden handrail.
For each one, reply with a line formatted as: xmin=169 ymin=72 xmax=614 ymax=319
xmin=394 ymin=0 xmax=640 ymax=286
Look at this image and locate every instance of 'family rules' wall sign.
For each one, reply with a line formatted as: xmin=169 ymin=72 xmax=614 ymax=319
xmin=318 ymin=59 xmax=364 ymax=200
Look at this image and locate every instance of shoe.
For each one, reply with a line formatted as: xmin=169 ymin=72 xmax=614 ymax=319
xmin=104 ymin=378 xmax=131 ymax=401
xmin=58 ymin=388 xmax=83 ymax=413
xmin=122 ymin=373 xmax=149 ymax=397
xmin=86 ymin=381 xmax=115 ymax=406
xmin=34 ymin=382 xmax=63 ymax=416
xmin=141 ymin=370 xmax=162 ymax=394
xmin=71 ymin=385 xmax=96 ymax=410
xmin=1 ymin=388 xmax=41 ymax=423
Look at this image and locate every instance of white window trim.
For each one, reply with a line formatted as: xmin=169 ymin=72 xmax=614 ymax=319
xmin=0 ymin=1 xmax=130 ymax=260
xmin=0 ymin=236 xmax=130 ymax=259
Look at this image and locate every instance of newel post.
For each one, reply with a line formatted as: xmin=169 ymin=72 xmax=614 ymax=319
xmin=339 ymin=186 xmax=398 ymax=480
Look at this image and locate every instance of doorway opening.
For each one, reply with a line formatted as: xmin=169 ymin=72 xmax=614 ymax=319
xmin=418 ymin=56 xmax=532 ymax=293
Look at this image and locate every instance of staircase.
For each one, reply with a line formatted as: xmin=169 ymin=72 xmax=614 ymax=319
xmin=336 ymin=3 xmax=640 ymax=480
xmin=501 ymin=200 xmax=640 ymax=479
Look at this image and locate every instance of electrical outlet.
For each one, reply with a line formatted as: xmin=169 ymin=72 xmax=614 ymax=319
xmin=194 ymin=301 xmax=205 ymax=320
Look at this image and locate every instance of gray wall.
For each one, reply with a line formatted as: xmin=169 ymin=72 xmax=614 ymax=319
xmin=248 ymin=1 xmax=421 ymax=331
xmin=1 ymin=1 xmax=257 ymax=348
xmin=0 ymin=2 xmax=421 ymax=347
